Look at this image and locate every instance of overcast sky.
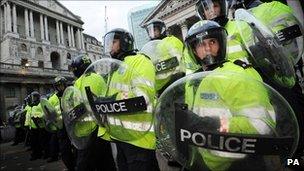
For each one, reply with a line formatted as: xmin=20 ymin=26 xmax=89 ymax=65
xmin=59 ymin=1 xmax=160 ymax=42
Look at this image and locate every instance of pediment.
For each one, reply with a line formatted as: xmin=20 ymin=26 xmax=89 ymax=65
xmin=28 ymin=0 xmax=82 ymax=22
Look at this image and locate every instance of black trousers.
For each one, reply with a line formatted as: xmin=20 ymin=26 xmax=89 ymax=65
xmin=115 ymin=141 xmax=159 ymax=171
xmin=58 ymin=128 xmax=76 ymax=171
xmin=76 ymin=137 xmax=116 ymax=171
xmin=30 ymin=128 xmax=42 ymax=158
xmin=49 ymin=132 xmax=59 ymax=159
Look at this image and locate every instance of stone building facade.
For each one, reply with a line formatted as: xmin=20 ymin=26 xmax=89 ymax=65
xmin=0 ymin=0 xmax=103 ymax=121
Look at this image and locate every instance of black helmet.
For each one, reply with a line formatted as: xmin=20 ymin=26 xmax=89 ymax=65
xmin=196 ymin=0 xmax=229 ymax=26
xmin=30 ymin=91 xmax=40 ymax=106
xmin=104 ymin=28 xmax=134 ymax=60
xmin=54 ymin=76 xmax=67 ymax=94
xmin=185 ymin=20 xmax=227 ymax=71
xmin=143 ymin=19 xmax=167 ymax=40
xmin=69 ymin=54 xmax=92 ymax=78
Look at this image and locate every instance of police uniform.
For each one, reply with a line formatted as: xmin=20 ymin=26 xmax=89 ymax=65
xmin=183 ymin=20 xmax=276 ymax=171
xmin=103 ymin=28 xmax=159 ymax=171
xmin=73 ymin=70 xmax=116 ymax=171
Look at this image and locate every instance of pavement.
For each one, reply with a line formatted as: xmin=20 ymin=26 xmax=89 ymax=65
xmin=0 ymin=142 xmax=66 ymax=171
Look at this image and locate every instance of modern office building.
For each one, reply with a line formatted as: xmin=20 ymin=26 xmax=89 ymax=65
xmin=128 ymin=2 xmax=157 ymax=50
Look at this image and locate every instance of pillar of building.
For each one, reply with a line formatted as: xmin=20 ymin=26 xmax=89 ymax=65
xmin=29 ymin=10 xmax=34 ymax=37
xmin=67 ymin=25 xmax=71 ymax=47
xmin=6 ymin=2 xmax=12 ymax=32
xmin=71 ymin=26 xmax=75 ymax=47
xmin=44 ymin=16 xmax=49 ymax=41
xmin=4 ymin=3 xmax=7 ymax=33
xmin=177 ymin=20 xmax=188 ymax=41
xmin=76 ymin=28 xmax=81 ymax=49
xmin=60 ymin=22 xmax=64 ymax=45
xmin=40 ymin=14 xmax=44 ymax=40
xmin=56 ymin=20 xmax=60 ymax=44
xmin=12 ymin=3 xmax=17 ymax=33
xmin=24 ymin=8 xmax=29 ymax=37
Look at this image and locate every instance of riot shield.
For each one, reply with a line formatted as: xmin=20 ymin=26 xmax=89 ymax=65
xmin=235 ymin=9 xmax=299 ymax=88
xmin=141 ymin=40 xmax=183 ymax=93
xmin=155 ymin=71 xmax=299 ymax=171
xmin=61 ymin=86 xmax=97 ymax=149
xmin=40 ymin=98 xmax=62 ymax=133
xmin=83 ymin=58 xmax=154 ymax=141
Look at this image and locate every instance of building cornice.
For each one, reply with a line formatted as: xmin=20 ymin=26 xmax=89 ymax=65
xmin=140 ymin=0 xmax=196 ymax=27
xmin=8 ymin=0 xmax=84 ymax=28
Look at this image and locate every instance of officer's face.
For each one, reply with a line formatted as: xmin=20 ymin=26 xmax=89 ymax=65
xmin=194 ymin=38 xmax=219 ymax=60
xmin=111 ymin=39 xmax=120 ymax=55
xmin=204 ymin=1 xmax=221 ymax=20
xmin=153 ymin=27 xmax=161 ymax=38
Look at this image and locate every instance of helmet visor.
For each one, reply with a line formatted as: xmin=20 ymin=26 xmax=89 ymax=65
xmin=104 ymin=32 xmax=120 ymax=57
xmin=146 ymin=23 xmax=166 ymax=40
xmin=196 ymin=0 xmax=227 ymax=20
xmin=186 ymin=28 xmax=227 ymax=67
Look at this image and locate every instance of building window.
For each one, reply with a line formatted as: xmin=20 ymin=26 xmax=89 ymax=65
xmin=37 ymin=47 xmax=43 ymax=55
xmin=21 ymin=58 xmax=29 ymax=67
xmin=67 ymin=53 xmax=71 ymax=60
xmin=21 ymin=44 xmax=27 ymax=51
xmin=6 ymin=87 xmax=16 ymax=98
xmin=38 ymin=61 xmax=44 ymax=68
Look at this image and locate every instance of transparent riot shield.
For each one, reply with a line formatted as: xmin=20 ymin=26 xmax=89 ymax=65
xmin=235 ymin=9 xmax=299 ymax=88
xmin=141 ymin=40 xmax=184 ymax=94
xmin=155 ymin=71 xmax=299 ymax=171
xmin=40 ymin=98 xmax=62 ymax=133
xmin=83 ymin=58 xmax=154 ymax=141
xmin=61 ymin=86 xmax=97 ymax=149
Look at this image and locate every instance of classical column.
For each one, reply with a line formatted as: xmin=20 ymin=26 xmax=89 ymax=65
xmin=29 ymin=10 xmax=34 ymax=37
xmin=12 ymin=3 xmax=17 ymax=33
xmin=81 ymin=31 xmax=85 ymax=50
xmin=24 ymin=8 xmax=29 ymax=37
xmin=60 ymin=22 xmax=64 ymax=45
xmin=40 ymin=14 xmax=44 ymax=40
xmin=6 ymin=2 xmax=11 ymax=32
xmin=67 ymin=25 xmax=71 ymax=47
xmin=44 ymin=16 xmax=49 ymax=41
xmin=56 ymin=20 xmax=60 ymax=44
xmin=178 ymin=20 xmax=188 ymax=41
xmin=4 ymin=3 xmax=7 ymax=33
xmin=71 ymin=26 xmax=75 ymax=47
xmin=77 ymin=28 xmax=81 ymax=49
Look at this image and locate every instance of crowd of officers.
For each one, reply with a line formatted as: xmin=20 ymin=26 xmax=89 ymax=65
xmin=8 ymin=0 xmax=304 ymax=171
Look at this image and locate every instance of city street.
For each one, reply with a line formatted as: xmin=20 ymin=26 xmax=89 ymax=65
xmin=0 ymin=142 xmax=66 ymax=171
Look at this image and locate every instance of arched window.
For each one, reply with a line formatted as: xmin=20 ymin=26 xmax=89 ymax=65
xmin=21 ymin=44 xmax=27 ymax=52
xmin=67 ymin=53 xmax=71 ymax=60
xmin=37 ymin=47 xmax=43 ymax=55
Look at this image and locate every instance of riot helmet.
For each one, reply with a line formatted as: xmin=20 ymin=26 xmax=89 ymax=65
xmin=143 ymin=19 xmax=167 ymax=40
xmin=69 ymin=54 xmax=92 ymax=78
xmin=196 ymin=0 xmax=229 ymax=26
xmin=104 ymin=28 xmax=135 ymax=60
xmin=30 ymin=91 xmax=40 ymax=106
xmin=185 ymin=20 xmax=227 ymax=71
xmin=54 ymin=76 xmax=68 ymax=96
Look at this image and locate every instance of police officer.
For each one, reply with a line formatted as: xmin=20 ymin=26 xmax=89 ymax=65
xmin=143 ymin=19 xmax=185 ymax=96
xmin=103 ymin=28 xmax=159 ymax=171
xmin=68 ymin=55 xmax=116 ymax=171
xmin=183 ymin=20 xmax=277 ymax=171
xmin=26 ymin=91 xmax=43 ymax=160
xmin=196 ymin=0 xmax=304 ymax=159
xmin=48 ymin=76 xmax=76 ymax=169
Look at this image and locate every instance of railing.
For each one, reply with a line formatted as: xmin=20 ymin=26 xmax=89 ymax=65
xmin=0 ymin=62 xmax=73 ymax=78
